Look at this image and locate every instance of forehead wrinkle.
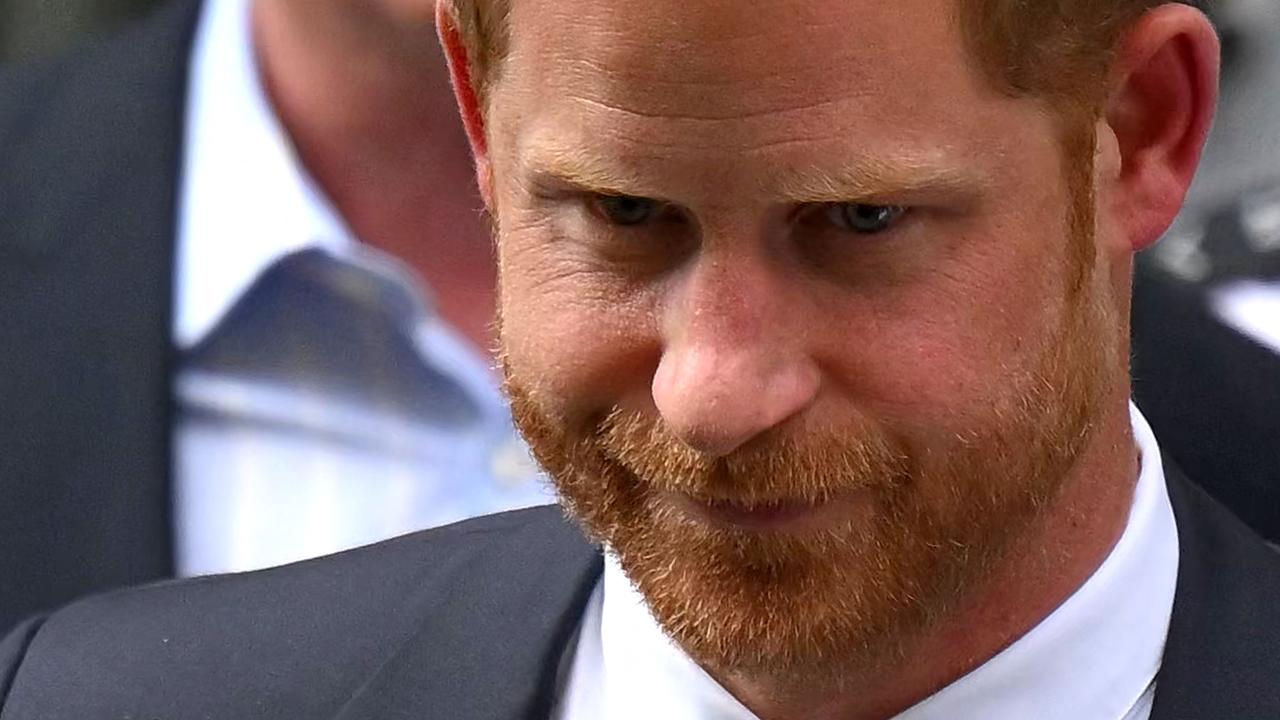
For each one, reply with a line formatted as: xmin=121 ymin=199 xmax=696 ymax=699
xmin=509 ymin=9 xmax=919 ymax=124
xmin=544 ymin=86 xmax=899 ymax=160
xmin=558 ymin=47 xmax=877 ymax=91
xmin=567 ymin=91 xmax=860 ymax=125
xmin=545 ymin=44 xmax=879 ymax=127
xmin=507 ymin=0 xmax=985 ymax=117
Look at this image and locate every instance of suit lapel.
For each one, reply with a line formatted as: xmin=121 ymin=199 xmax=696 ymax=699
xmin=332 ymin=512 xmax=604 ymax=720
xmin=0 ymin=0 xmax=202 ymax=630
xmin=1150 ymin=464 xmax=1280 ymax=719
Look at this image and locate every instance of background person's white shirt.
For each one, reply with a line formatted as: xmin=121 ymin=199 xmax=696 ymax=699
xmin=172 ymin=0 xmax=552 ymax=577
xmin=556 ymin=404 xmax=1177 ymax=720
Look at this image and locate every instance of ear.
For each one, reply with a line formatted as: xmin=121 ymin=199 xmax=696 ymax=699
xmin=1101 ymin=4 xmax=1220 ymax=252
xmin=436 ymin=0 xmax=495 ymax=210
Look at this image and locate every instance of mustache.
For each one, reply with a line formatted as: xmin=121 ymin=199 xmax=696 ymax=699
xmin=595 ymin=408 xmax=911 ymax=506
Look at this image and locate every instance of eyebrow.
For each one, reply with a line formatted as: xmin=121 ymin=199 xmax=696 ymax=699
xmin=522 ymin=146 xmax=660 ymax=198
xmin=521 ymin=145 xmax=985 ymax=205
xmin=770 ymin=159 xmax=987 ymax=204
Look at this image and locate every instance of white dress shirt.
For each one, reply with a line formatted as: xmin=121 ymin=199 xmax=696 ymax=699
xmin=556 ymin=404 xmax=1178 ymax=720
xmin=172 ymin=0 xmax=552 ymax=577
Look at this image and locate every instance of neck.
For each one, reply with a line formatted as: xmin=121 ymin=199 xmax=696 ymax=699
xmin=251 ymin=0 xmax=496 ymax=352
xmin=719 ymin=400 xmax=1141 ymax=720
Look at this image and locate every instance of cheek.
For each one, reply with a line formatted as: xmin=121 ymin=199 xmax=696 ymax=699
xmin=497 ymin=219 xmax=663 ymax=422
xmin=830 ymin=208 xmax=1074 ymax=440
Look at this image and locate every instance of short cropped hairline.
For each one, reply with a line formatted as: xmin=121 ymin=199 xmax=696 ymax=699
xmin=442 ymin=0 xmax=1182 ymax=126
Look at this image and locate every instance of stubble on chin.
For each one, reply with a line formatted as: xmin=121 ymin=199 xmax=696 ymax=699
xmin=503 ymin=287 xmax=1113 ymax=686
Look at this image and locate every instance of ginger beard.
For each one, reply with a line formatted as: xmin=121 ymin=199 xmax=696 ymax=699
xmin=500 ymin=131 xmax=1120 ymax=686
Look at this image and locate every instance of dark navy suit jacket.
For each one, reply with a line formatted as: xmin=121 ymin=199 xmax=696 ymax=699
xmin=0 ymin=0 xmax=202 ymax=633
xmin=2 ymin=472 xmax=1280 ymax=719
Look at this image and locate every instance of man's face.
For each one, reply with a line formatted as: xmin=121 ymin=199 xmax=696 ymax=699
xmin=487 ymin=0 xmax=1124 ymax=679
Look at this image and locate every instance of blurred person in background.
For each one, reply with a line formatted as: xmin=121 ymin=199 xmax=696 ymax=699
xmin=1132 ymin=0 xmax=1280 ymax=542
xmin=0 ymin=0 xmax=550 ymax=634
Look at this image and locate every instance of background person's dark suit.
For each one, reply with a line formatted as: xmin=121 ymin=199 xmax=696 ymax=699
xmin=0 ymin=0 xmax=200 ymax=634
xmin=0 ymin=470 xmax=1278 ymax=719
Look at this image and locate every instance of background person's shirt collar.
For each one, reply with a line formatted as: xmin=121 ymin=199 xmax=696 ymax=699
xmin=175 ymin=0 xmax=355 ymax=350
xmin=167 ymin=0 xmax=553 ymax=577
xmin=556 ymin=403 xmax=1178 ymax=719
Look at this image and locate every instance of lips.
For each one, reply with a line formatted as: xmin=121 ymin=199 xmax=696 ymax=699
xmin=701 ymin=498 xmax=824 ymax=531
xmin=669 ymin=491 xmax=850 ymax=533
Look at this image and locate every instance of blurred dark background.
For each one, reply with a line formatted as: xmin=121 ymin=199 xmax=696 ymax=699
xmin=0 ymin=0 xmax=158 ymax=62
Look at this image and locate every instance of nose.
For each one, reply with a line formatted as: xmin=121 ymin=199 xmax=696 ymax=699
xmin=651 ymin=258 xmax=821 ymax=457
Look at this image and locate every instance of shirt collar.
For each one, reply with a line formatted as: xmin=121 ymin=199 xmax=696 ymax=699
xmin=575 ymin=403 xmax=1178 ymax=719
xmin=174 ymin=0 xmax=356 ymax=349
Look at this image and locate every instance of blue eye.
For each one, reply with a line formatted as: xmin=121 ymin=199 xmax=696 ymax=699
xmin=824 ymin=203 xmax=906 ymax=234
xmin=593 ymin=195 xmax=660 ymax=226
